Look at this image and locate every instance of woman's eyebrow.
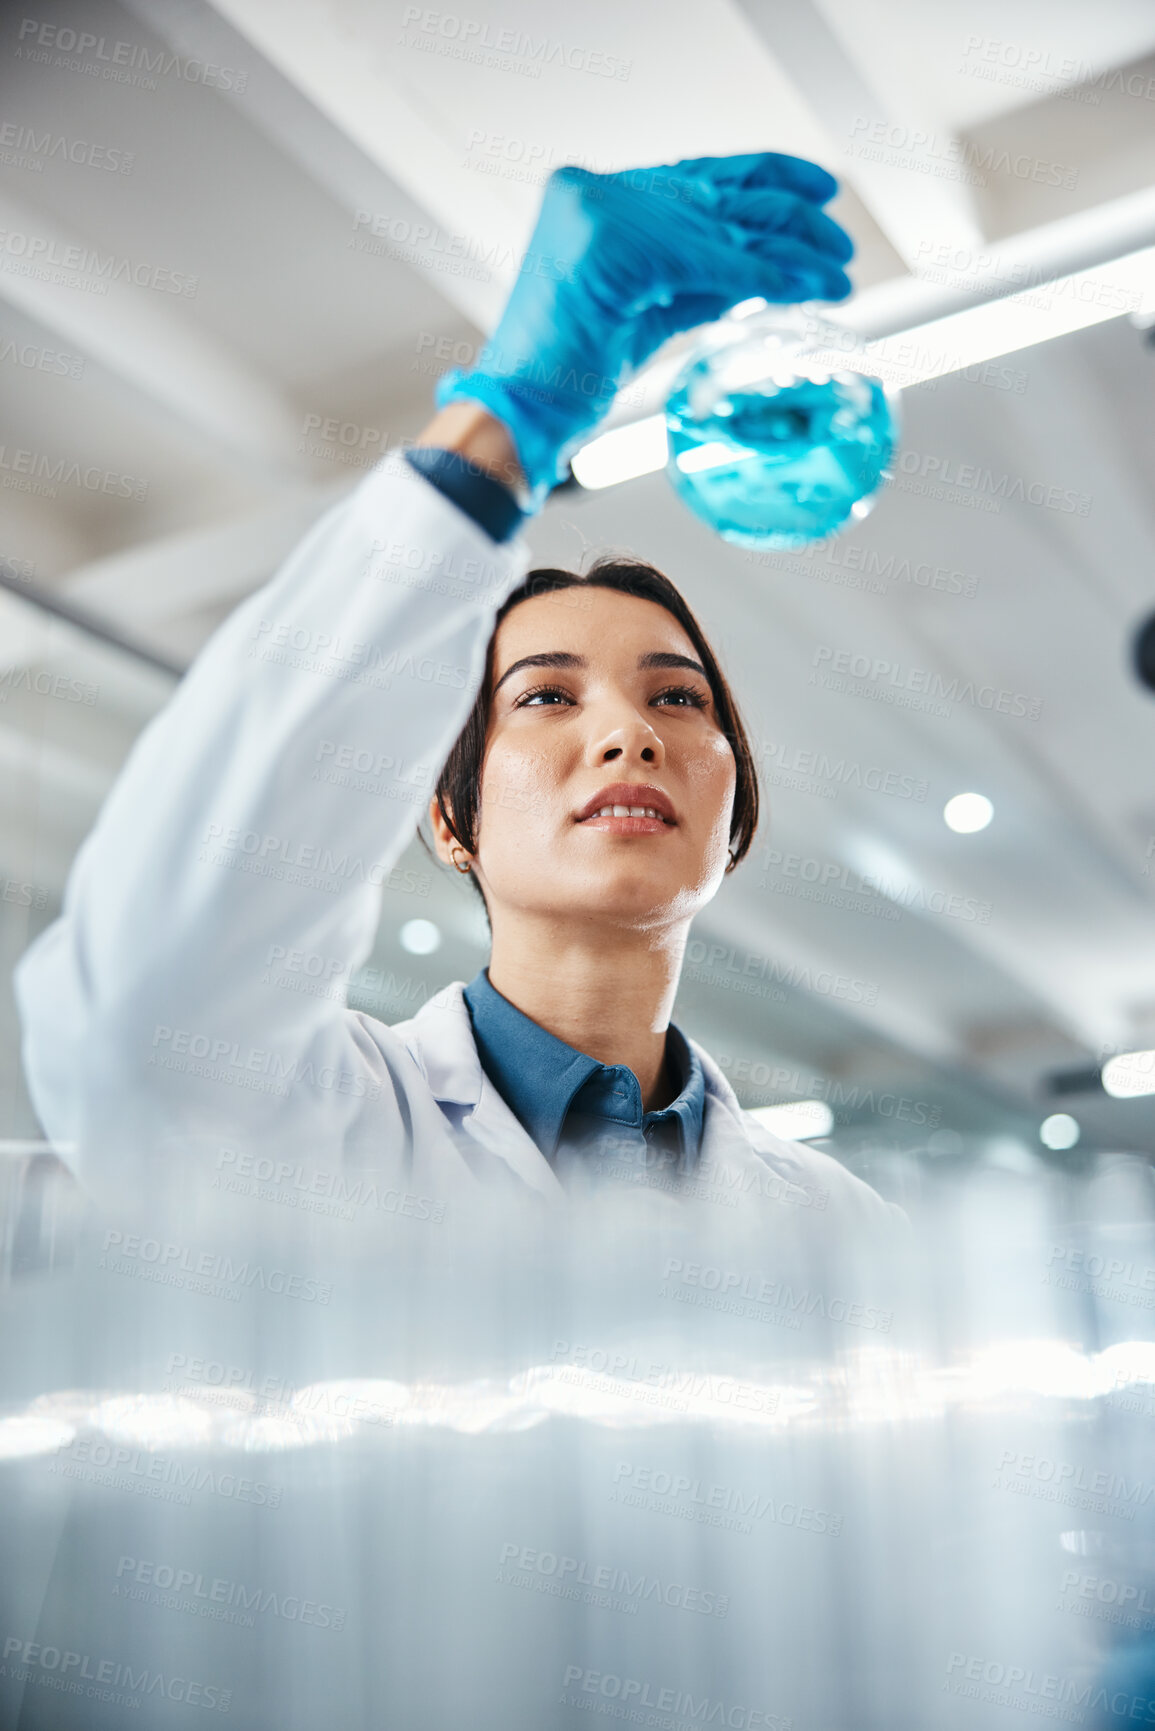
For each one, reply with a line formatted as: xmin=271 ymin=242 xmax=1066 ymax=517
xmin=493 ymin=651 xmax=584 ymax=694
xmin=639 ymin=651 xmax=708 ymax=678
xmin=494 ymin=649 xmax=708 ymax=695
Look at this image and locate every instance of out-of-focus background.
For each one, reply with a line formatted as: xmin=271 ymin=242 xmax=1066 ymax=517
xmin=3 ymin=0 xmax=1155 ymax=1189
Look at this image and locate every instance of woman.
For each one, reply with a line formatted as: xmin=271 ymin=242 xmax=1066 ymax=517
xmin=14 ymin=153 xmax=894 ymax=1229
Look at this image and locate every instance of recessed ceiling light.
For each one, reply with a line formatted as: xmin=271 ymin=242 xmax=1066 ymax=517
xmin=1102 ymin=1049 xmax=1155 ymax=1099
xmin=399 ymin=918 xmax=441 ymax=955
xmin=944 ymin=792 xmax=993 ymax=833
xmin=1040 ymin=1113 xmax=1080 ymax=1150
xmin=748 ymin=1101 xmax=834 ymax=1141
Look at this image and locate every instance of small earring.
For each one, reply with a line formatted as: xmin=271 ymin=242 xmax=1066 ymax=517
xmin=450 ymin=847 xmax=472 ymax=875
xmin=726 ymin=848 xmax=737 ymax=870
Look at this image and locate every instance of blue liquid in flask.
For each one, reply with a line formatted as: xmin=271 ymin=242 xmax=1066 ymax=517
xmin=665 ymin=345 xmax=896 ymax=550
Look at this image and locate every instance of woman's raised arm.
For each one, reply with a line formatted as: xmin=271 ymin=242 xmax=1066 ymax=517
xmin=13 ymin=154 xmax=853 ymax=1195
xmin=13 ymin=424 xmax=527 ymax=1191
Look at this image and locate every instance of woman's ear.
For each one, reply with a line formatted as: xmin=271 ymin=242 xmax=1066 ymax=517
xmin=428 ymin=795 xmax=464 ymax=869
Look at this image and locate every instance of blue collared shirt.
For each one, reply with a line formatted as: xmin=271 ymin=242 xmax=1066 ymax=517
xmin=462 ymin=968 xmax=706 ymax=1175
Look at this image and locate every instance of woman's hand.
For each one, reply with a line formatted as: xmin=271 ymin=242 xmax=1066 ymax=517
xmin=433 ymin=152 xmax=855 ymax=501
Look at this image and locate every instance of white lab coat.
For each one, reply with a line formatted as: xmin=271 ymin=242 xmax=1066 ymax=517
xmin=13 ymin=450 xmax=896 ymax=1233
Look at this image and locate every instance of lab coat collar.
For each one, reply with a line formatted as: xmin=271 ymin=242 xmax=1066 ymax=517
xmin=393 ymin=981 xmax=769 ymax=1202
xmin=394 ymin=982 xmax=565 ymax=1199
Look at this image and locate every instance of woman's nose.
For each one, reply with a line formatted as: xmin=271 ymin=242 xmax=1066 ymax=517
xmin=589 ymin=705 xmax=665 ymax=766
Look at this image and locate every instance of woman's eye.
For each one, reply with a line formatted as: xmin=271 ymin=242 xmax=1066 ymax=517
xmin=515 ymin=684 xmax=574 ymax=707
xmin=512 ymin=683 xmax=708 ymax=709
xmin=654 ymin=685 xmax=709 ymax=709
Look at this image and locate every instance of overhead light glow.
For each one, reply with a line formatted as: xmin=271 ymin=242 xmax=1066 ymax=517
xmin=400 ymin=918 xmax=441 ymax=955
xmin=1040 ymin=1113 xmax=1080 ymax=1150
xmin=674 ymin=439 xmax=756 ymax=475
xmin=943 ymin=792 xmax=993 ymax=834
xmin=1102 ymin=1048 xmax=1155 ymax=1099
xmin=748 ymin=1101 xmax=835 ymax=1141
xmin=571 ymin=246 xmax=1155 ymax=490
xmin=570 ymin=415 xmax=666 ymax=489
xmin=862 ymin=245 xmax=1155 ymax=390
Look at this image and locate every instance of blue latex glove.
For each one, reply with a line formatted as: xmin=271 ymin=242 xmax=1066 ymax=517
xmin=434 ymin=152 xmax=854 ymax=503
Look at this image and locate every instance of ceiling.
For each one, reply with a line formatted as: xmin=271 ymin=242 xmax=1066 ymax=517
xmin=2 ymin=0 xmax=1155 ymax=1168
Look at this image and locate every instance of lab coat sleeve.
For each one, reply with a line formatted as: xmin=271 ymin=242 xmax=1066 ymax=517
xmin=13 ymin=451 xmax=531 ymax=1189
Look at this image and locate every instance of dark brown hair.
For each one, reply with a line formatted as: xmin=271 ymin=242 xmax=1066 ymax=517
xmin=428 ymin=556 xmax=760 ymax=913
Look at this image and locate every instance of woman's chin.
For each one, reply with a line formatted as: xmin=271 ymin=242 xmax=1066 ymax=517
xmin=559 ymin=866 xmax=713 ymax=925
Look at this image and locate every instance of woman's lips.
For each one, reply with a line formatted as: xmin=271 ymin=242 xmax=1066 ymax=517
xmin=577 ymin=806 xmax=673 ymax=836
xmin=575 ymin=784 xmax=677 ymax=825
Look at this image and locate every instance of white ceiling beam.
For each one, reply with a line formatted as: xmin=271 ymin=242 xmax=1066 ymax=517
xmin=0 ymin=486 xmax=347 ymax=676
xmin=735 ymin=0 xmax=983 ymax=265
xmin=0 ymin=190 xmax=308 ymax=484
xmin=0 ymin=721 xmax=115 ymax=828
xmin=127 ymin=0 xmax=515 ymax=332
xmin=58 ymin=483 xmax=347 ymax=624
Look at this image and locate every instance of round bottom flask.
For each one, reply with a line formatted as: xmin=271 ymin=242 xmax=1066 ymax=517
xmin=664 ymin=303 xmax=898 ymax=549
